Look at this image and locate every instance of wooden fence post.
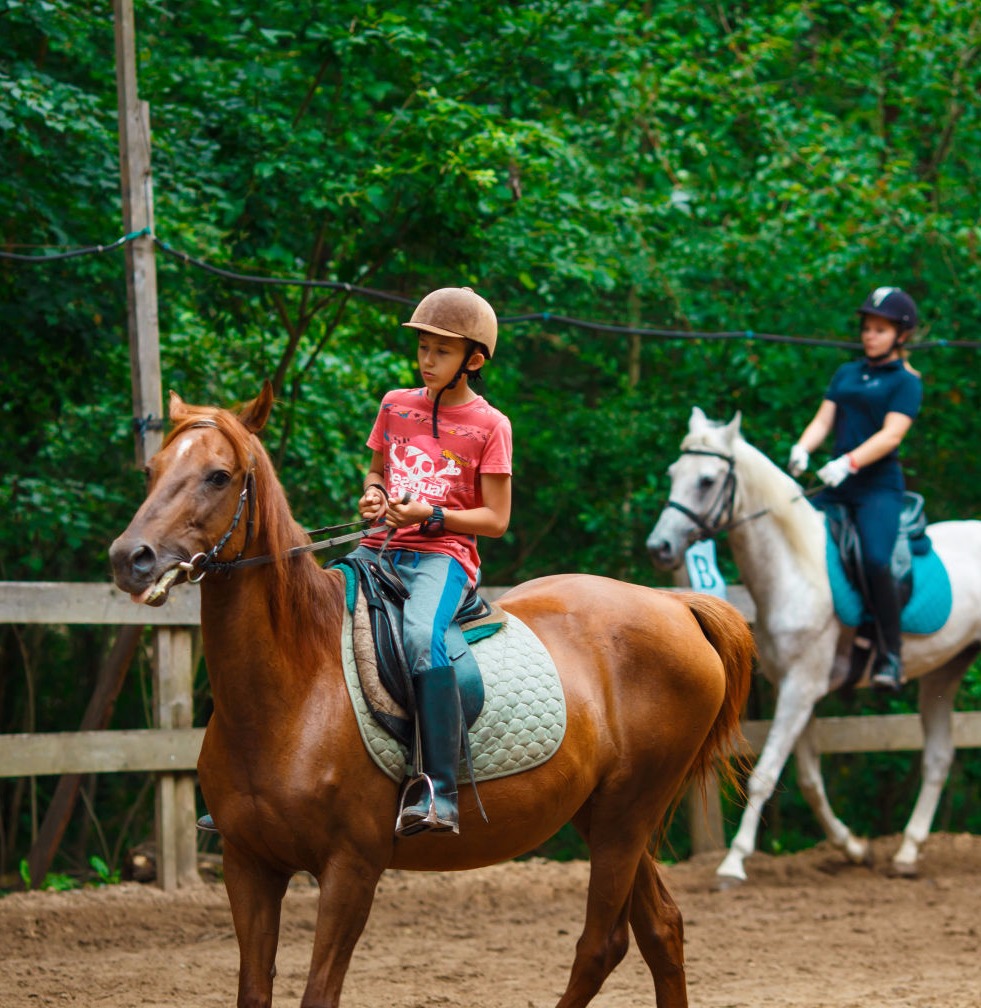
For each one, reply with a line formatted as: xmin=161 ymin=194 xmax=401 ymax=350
xmin=152 ymin=628 xmax=198 ymax=890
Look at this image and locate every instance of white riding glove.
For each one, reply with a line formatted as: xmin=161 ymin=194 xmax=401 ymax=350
xmin=787 ymin=444 xmax=809 ymax=477
xmin=817 ymin=454 xmax=858 ymax=487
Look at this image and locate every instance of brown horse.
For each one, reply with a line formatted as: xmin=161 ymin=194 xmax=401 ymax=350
xmin=109 ymin=383 xmax=754 ymax=1008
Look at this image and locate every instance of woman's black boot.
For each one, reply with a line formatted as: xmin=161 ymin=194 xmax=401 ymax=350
xmin=867 ymin=566 xmax=904 ymax=692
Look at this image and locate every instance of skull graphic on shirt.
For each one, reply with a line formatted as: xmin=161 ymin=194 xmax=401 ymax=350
xmin=389 ymin=441 xmax=461 ymax=500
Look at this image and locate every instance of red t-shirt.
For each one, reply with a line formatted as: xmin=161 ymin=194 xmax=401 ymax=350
xmin=362 ymin=388 xmax=512 ymax=585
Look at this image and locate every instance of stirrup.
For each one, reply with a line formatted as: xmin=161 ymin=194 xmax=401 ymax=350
xmin=871 ymin=654 xmax=904 ymax=693
xmin=395 ymin=773 xmax=459 ymax=837
xmin=196 ymin=813 xmax=219 ymax=833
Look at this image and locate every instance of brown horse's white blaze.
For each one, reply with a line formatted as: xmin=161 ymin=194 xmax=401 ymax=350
xmin=110 ymin=384 xmax=755 ymax=1008
xmin=648 ymin=406 xmax=981 ymax=886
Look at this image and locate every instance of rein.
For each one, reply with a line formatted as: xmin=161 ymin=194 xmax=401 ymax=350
xmin=173 ymin=419 xmax=386 ymax=583
xmin=665 ymin=447 xmax=821 ymax=541
xmin=180 ymin=516 xmax=388 ymax=582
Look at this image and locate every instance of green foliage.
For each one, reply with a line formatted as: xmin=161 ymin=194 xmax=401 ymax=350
xmin=88 ymin=854 xmax=120 ymax=887
xmin=10 ymin=853 xmax=120 ymax=894
xmin=2 ymin=1 xmax=980 ymax=875
xmin=17 ymin=857 xmax=76 ymax=893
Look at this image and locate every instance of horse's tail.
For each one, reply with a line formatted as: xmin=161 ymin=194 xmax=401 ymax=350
xmin=677 ymin=591 xmax=755 ymax=793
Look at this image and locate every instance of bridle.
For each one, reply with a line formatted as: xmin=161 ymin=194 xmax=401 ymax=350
xmin=664 ymin=446 xmax=818 ymax=541
xmin=173 ymin=419 xmax=385 ymax=583
xmin=179 ymin=467 xmax=257 ymax=582
xmin=664 ymin=449 xmax=739 ymax=540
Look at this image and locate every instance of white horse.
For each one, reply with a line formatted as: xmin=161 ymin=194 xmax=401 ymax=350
xmin=647 ymin=407 xmax=981 ymax=884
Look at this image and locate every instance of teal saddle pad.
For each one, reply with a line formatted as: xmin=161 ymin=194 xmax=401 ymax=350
xmin=825 ymin=529 xmax=952 ymax=634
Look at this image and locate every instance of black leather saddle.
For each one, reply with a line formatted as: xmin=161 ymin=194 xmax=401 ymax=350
xmin=327 ymin=554 xmax=490 ymax=747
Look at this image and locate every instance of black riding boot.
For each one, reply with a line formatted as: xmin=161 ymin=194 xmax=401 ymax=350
xmin=395 ymin=666 xmax=462 ymax=837
xmin=866 ymin=566 xmax=904 ymax=692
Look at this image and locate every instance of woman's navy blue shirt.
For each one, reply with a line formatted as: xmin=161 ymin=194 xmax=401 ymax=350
xmin=825 ymin=358 xmax=922 ymax=484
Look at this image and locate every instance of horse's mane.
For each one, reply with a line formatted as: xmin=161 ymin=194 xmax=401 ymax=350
xmin=166 ymin=403 xmax=346 ymax=671
xmin=733 ymin=438 xmax=826 ymax=587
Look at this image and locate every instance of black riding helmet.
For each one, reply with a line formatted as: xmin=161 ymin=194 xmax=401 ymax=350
xmin=856 ymin=287 xmax=917 ymax=363
xmin=856 ymin=286 xmax=918 ymax=333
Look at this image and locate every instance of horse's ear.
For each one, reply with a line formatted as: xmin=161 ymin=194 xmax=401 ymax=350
xmin=168 ymin=390 xmax=187 ymax=422
xmin=239 ymin=380 xmax=275 ymax=434
xmin=719 ymin=411 xmax=742 ymax=446
xmin=689 ymin=406 xmax=708 ymax=431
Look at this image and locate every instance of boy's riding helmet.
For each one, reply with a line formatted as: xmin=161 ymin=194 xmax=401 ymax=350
xmin=856 ymin=286 xmax=918 ymax=333
xmin=403 ymin=286 xmax=498 ymax=357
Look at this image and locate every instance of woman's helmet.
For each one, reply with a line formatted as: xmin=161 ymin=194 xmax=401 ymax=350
xmin=403 ymin=287 xmax=498 ymax=357
xmin=856 ymin=287 xmax=918 ymax=333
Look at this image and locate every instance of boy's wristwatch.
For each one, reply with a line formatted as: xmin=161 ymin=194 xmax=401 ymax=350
xmin=420 ymin=504 xmax=445 ymax=535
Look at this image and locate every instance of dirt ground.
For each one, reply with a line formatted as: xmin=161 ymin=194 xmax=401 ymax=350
xmin=2 ymin=831 xmax=979 ymax=1008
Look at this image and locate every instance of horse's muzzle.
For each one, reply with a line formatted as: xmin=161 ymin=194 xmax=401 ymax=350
xmin=646 ymin=531 xmax=682 ymax=571
xmin=109 ymin=536 xmax=184 ymax=605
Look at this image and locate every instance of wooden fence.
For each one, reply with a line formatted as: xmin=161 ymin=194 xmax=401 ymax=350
xmin=3 ymin=580 xmax=981 ymax=890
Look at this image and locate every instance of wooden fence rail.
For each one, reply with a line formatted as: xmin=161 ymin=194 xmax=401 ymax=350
xmin=3 ymin=581 xmax=980 ymax=888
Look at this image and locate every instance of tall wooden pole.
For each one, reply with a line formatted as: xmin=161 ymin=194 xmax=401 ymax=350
xmin=114 ymin=0 xmax=162 ymax=465
xmin=114 ymin=0 xmax=198 ymax=890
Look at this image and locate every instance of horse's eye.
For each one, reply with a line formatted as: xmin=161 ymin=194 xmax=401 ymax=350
xmin=697 ymin=474 xmax=715 ymax=492
xmin=207 ymin=470 xmax=232 ymax=488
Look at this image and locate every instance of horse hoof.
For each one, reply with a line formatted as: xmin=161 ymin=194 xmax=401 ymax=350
xmin=888 ymin=860 xmax=918 ymax=879
xmin=712 ymin=873 xmax=745 ymax=892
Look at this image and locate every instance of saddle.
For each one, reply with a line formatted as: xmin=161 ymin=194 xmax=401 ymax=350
xmin=823 ymin=491 xmax=930 ymax=614
xmin=823 ymin=492 xmax=933 ymax=691
xmin=328 ymin=554 xmax=499 ymax=747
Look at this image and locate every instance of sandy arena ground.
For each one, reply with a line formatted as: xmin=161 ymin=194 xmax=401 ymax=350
xmin=2 ymin=831 xmax=979 ymax=1007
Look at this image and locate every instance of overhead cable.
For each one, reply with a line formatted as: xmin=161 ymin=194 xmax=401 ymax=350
xmin=2 ymin=230 xmax=978 ymax=351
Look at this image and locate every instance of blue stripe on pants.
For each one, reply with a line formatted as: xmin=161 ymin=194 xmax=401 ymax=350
xmin=347 ymin=546 xmax=469 ymax=672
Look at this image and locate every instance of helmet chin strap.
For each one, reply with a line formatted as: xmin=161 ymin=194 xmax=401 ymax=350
xmin=431 ymin=345 xmax=479 ymax=438
xmin=865 ymin=346 xmax=896 ymax=364
xmin=862 ymin=325 xmax=905 ymax=364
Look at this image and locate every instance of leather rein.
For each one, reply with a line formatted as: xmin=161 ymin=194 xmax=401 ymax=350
xmin=664 ymin=447 xmax=817 ymax=541
xmin=173 ymin=420 xmax=384 ymax=584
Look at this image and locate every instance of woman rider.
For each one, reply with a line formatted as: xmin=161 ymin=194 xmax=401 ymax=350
xmin=788 ymin=286 xmax=923 ymax=692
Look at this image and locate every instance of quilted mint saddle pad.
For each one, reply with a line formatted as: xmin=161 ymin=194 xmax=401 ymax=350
xmin=340 ymin=603 xmax=567 ymax=784
xmin=825 ymin=533 xmax=952 ymax=634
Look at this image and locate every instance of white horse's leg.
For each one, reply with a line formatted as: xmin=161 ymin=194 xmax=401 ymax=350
xmin=891 ymin=655 xmax=972 ymax=875
xmin=716 ymin=667 xmax=828 ymax=884
xmin=794 ymin=716 xmax=869 ymax=864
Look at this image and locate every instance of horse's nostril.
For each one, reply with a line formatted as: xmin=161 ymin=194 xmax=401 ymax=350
xmin=131 ymin=544 xmax=156 ymax=575
xmin=647 ymin=539 xmax=673 ymax=566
